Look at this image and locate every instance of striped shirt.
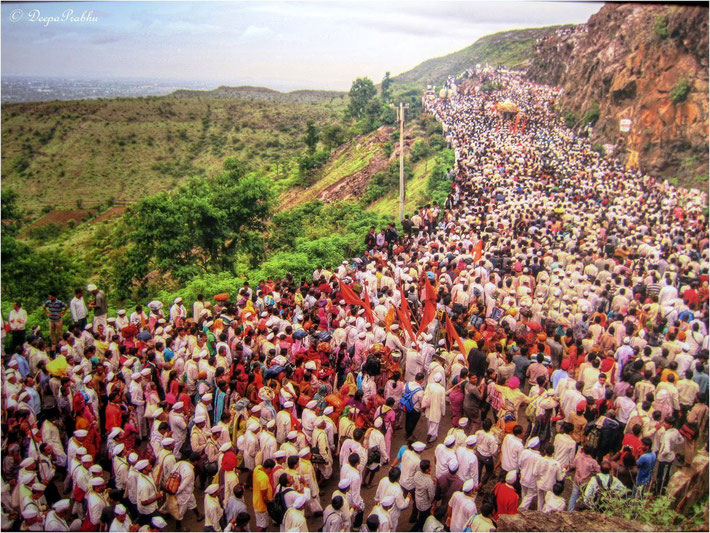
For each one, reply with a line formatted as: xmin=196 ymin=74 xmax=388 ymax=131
xmin=43 ymin=299 xmax=66 ymax=322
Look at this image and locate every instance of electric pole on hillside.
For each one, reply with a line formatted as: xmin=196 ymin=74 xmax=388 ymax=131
xmin=392 ymin=102 xmax=409 ymax=222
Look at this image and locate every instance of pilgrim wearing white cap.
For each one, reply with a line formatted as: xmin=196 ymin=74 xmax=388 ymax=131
xmin=422 ymin=373 xmax=446 ymax=442
xmin=518 ymin=437 xmax=544 ymax=510
xmin=448 ymin=479 xmax=479 ymax=532
xmin=204 ymin=485 xmax=224 ymax=532
xmin=44 ymin=499 xmax=71 ymax=532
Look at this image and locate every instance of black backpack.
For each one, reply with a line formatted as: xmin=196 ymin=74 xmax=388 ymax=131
xmin=267 ymin=486 xmax=293 ymax=526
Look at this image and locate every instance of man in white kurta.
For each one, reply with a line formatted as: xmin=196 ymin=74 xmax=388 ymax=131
xmin=448 ymin=480 xmax=477 ymax=532
xmin=434 ymin=436 xmax=458 ymax=479
xmin=203 ymin=484 xmax=223 ymax=532
xmin=374 ymin=471 xmax=410 ymax=529
xmin=500 ymin=428 xmax=524 ymax=473
xmin=456 ymin=435 xmax=479 ymax=486
xmin=259 ymin=422 xmax=278 ymax=464
xmin=422 ymin=373 xmax=446 ymax=442
xmin=276 ymin=403 xmax=293 ymax=444
xmin=169 ymin=403 xmax=188 ymax=457
xmin=43 ymin=500 xmax=71 ymax=531
xmin=518 ymin=438 xmax=543 ymax=510
xmin=283 ymin=495 xmax=308 ymax=532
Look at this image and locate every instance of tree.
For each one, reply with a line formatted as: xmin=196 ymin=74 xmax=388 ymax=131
xmin=304 ymin=121 xmax=320 ymax=153
xmin=347 ymin=77 xmax=377 ymax=120
xmin=1 ymin=188 xmax=21 ymax=235
xmin=381 ymin=71 xmax=393 ymax=102
xmin=122 ymin=158 xmax=274 ymax=283
xmin=321 ymin=124 xmax=347 ymax=151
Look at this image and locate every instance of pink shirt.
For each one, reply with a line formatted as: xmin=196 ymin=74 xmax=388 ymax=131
xmin=572 ymin=451 xmax=600 ymax=485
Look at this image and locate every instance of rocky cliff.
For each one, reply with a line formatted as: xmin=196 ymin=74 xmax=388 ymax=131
xmin=527 ymin=3 xmax=708 ymax=188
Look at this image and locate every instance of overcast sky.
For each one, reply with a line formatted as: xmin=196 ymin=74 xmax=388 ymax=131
xmin=1 ymin=1 xmax=602 ymax=91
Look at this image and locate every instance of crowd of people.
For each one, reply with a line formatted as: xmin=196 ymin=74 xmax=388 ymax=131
xmin=2 ymin=68 xmax=708 ymax=532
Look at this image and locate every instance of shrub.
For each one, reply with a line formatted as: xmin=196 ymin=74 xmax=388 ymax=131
xmin=582 ymin=103 xmax=601 ymax=126
xmin=670 ymin=78 xmax=691 ymax=104
xmin=564 ymin=111 xmax=577 ymax=129
xmin=654 ymin=15 xmax=669 ymax=39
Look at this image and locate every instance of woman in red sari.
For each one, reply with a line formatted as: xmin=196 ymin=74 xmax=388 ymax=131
xmin=72 ymin=392 xmax=99 ymax=457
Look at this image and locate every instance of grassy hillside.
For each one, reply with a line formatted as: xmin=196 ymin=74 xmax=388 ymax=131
xmin=1 ymin=93 xmax=347 ymax=214
xmin=392 ymin=25 xmax=570 ymax=88
xmin=171 ymin=85 xmax=346 ymax=104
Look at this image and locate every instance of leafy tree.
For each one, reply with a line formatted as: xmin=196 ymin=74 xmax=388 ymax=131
xmin=1 ymin=235 xmax=86 ymax=310
xmin=304 ymin=121 xmax=320 ymax=153
xmin=122 ymin=158 xmax=274 ymax=284
xmin=381 ymin=71 xmax=393 ymax=102
xmin=321 ymin=124 xmax=347 ymax=151
xmin=347 ymin=77 xmax=377 ymax=120
xmin=1 ymin=188 xmax=22 ymax=235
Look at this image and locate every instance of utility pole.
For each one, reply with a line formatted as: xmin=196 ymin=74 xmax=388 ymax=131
xmin=393 ymin=102 xmax=409 ymax=222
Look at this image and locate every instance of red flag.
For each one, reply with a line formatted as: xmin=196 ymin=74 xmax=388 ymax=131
xmin=445 ymin=314 xmax=467 ymax=357
xmin=362 ymin=291 xmax=374 ymax=325
xmin=424 ymin=276 xmax=437 ymax=302
xmin=397 ymin=285 xmax=417 ymax=345
xmin=472 ymin=239 xmax=484 ymax=263
xmin=418 ymin=300 xmax=436 ymax=336
xmin=336 ymin=276 xmax=373 ymax=324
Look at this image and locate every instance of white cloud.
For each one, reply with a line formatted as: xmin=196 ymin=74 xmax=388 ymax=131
xmin=241 ymin=25 xmax=274 ymax=39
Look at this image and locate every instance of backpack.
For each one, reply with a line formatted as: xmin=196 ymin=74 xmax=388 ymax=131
xmin=400 ymin=383 xmax=422 ymax=413
xmin=267 ymin=486 xmax=293 ymax=526
xmin=584 ymin=473 xmax=614 ymax=509
xmin=164 ymin=470 xmax=182 ymax=495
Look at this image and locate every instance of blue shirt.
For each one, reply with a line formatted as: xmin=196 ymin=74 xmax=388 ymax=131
xmin=11 ymin=354 xmax=30 ymax=378
xmin=636 ymin=451 xmax=656 ymax=486
xmin=551 ymin=369 xmax=569 ymax=389
xmin=693 ymin=371 xmax=708 ymax=395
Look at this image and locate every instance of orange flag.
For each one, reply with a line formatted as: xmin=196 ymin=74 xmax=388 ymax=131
xmin=397 ymin=285 xmax=417 ymax=345
xmin=472 ymin=239 xmax=484 ymax=263
xmin=336 ymin=276 xmax=373 ymax=324
xmin=445 ymin=313 xmax=468 ymax=357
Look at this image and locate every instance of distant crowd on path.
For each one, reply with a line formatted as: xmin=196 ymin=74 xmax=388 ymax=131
xmin=2 ymin=67 xmax=708 ymax=533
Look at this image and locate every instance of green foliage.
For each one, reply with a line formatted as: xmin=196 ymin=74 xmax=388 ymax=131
xmin=564 ymin=111 xmax=578 ymax=129
xmin=321 ymin=124 xmax=347 ymax=151
xmin=428 ymin=133 xmax=447 ymax=151
xmin=119 ymin=158 xmax=274 ymax=289
xmin=27 ymin=223 xmax=64 ymax=243
xmin=381 ymin=71 xmax=393 ymax=102
xmin=670 ymin=78 xmax=691 ymax=104
xmin=1 ymin=188 xmax=22 ymax=235
xmin=347 ymin=77 xmax=377 ymax=119
xmin=362 ymin=160 xmax=413 ymax=204
xmin=591 ymin=491 xmax=685 ymax=530
xmin=1 ymin=235 xmax=86 ymax=310
xmin=297 ymin=150 xmax=331 ymax=184
xmin=426 ymin=150 xmax=454 ymax=205
xmin=304 ymin=121 xmax=320 ymax=153
xmin=260 ymin=200 xmax=393 ymax=282
xmin=582 ymin=103 xmax=601 ymax=126
xmin=654 ymin=15 xmax=669 ymax=39
xmin=410 ymin=140 xmax=433 ymax=163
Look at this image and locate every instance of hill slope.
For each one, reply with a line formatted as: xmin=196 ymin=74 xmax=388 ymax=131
xmin=1 ymin=94 xmax=346 ymax=212
xmin=170 ymin=85 xmax=346 ymax=104
xmin=392 ymin=25 xmax=569 ymax=88
xmin=527 ymin=3 xmax=708 ymax=187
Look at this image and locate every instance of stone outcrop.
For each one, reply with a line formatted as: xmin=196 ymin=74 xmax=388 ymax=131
xmin=527 ymin=3 xmax=708 ymax=187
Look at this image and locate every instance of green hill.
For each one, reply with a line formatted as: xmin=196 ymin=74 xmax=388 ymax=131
xmin=171 ymin=85 xmax=346 ymax=104
xmin=1 ymin=94 xmax=347 ymax=213
xmin=392 ymin=25 xmax=570 ymax=88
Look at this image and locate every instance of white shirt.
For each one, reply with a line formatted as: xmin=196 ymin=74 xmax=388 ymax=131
xmin=8 ymin=308 xmax=27 ymax=331
xmin=449 ymin=491 xmax=477 ymax=532
xmin=500 ymin=434 xmax=523 ymax=472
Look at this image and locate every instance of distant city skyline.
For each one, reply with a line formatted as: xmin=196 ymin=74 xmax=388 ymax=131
xmin=1 ymin=1 xmax=602 ymax=91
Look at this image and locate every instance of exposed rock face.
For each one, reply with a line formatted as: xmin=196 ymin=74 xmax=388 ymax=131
xmin=527 ymin=3 xmax=708 ymax=187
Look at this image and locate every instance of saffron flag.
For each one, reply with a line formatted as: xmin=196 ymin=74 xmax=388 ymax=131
xmin=336 ymin=276 xmax=373 ymax=324
xmin=397 ymin=285 xmax=417 ymax=344
xmin=445 ymin=313 xmax=468 ymax=357
xmin=472 ymin=239 xmax=484 ymax=263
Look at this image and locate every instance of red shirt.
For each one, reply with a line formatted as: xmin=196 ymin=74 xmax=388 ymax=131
xmin=494 ymin=482 xmax=519 ymax=519
xmin=105 ymin=402 xmax=123 ymax=431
